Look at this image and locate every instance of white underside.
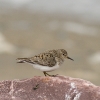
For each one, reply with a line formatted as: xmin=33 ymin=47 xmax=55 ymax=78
xmin=32 ymin=62 xmax=60 ymax=72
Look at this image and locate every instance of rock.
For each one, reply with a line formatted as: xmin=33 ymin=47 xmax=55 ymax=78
xmin=0 ymin=76 xmax=100 ymax=100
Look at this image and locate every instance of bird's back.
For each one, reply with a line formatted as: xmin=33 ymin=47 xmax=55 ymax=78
xmin=17 ymin=52 xmax=57 ymax=67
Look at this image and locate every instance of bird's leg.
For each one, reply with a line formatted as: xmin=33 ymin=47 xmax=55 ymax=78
xmin=43 ymin=72 xmax=47 ymax=76
xmin=43 ymin=71 xmax=58 ymax=77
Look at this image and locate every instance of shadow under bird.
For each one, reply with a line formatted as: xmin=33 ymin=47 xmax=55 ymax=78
xmin=17 ymin=49 xmax=74 ymax=76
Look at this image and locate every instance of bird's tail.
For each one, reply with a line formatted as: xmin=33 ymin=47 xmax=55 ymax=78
xmin=16 ymin=58 xmax=29 ymax=63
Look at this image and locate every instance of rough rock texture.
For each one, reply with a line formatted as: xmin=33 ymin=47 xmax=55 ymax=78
xmin=0 ymin=76 xmax=100 ymax=100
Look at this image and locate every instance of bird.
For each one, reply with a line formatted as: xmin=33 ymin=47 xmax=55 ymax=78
xmin=16 ymin=49 xmax=74 ymax=76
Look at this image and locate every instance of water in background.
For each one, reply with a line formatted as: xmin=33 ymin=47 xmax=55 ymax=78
xmin=0 ymin=0 xmax=100 ymax=24
xmin=0 ymin=0 xmax=100 ymax=85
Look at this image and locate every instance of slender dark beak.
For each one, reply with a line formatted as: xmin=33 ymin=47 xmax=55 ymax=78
xmin=67 ymin=56 xmax=74 ymax=61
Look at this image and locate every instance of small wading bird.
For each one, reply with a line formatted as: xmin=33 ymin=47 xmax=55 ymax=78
xmin=17 ymin=49 xmax=74 ymax=76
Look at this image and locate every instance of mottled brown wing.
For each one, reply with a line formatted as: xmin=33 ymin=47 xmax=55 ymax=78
xmin=29 ymin=53 xmax=56 ymax=67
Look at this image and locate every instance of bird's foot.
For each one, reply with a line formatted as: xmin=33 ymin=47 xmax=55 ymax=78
xmin=43 ymin=72 xmax=58 ymax=77
xmin=50 ymin=74 xmax=58 ymax=77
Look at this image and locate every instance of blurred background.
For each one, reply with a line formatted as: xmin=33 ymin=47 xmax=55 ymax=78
xmin=0 ymin=0 xmax=100 ymax=85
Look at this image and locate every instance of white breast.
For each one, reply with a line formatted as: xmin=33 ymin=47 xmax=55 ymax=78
xmin=32 ymin=62 xmax=60 ymax=72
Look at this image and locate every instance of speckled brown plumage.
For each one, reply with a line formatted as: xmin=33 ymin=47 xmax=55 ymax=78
xmin=17 ymin=49 xmax=74 ymax=76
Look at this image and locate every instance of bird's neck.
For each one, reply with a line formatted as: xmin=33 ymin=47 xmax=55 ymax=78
xmin=59 ymin=58 xmax=64 ymax=65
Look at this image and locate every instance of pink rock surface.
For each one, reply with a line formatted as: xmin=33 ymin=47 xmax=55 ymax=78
xmin=0 ymin=76 xmax=100 ymax=100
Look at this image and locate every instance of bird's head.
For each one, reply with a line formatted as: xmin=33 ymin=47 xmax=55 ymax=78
xmin=58 ymin=49 xmax=74 ymax=61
